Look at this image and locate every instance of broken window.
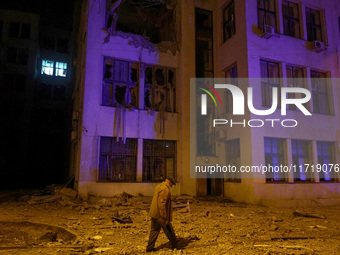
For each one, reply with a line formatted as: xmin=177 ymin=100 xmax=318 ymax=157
xmin=144 ymin=66 xmax=175 ymax=112
xmin=223 ymin=0 xmax=236 ymax=42
xmin=41 ymin=60 xmax=68 ymax=77
xmin=257 ymin=0 xmax=276 ymax=31
xmin=143 ymin=140 xmax=176 ymax=182
xmin=99 ymin=137 xmax=137 ymax=182
xmin=107 ymin=0 xmax=176 ymax=44
xmin=306 ymin=7 xmax=323 ymax=42
xmin=102 ymin=57 xmax=138 ymax=108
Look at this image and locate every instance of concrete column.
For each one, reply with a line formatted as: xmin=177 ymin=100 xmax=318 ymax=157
xmin=312 ymin=140 xmax=319 ymax=182
xmin=286 ymin=138 xmax=294 ymax=183
xmin=136 ymin=138 xmax=143 ymax=181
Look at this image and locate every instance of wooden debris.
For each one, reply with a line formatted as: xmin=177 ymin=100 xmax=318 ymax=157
xmin=293 ymin=210 xmax=326 ymax=219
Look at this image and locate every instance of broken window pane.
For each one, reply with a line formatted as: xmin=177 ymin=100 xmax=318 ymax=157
xmin=143 ymin=140 xmax=176 ymax=182
xmin=99 ymin=137 xmax=137 ymax=182
xmin=102 ymin=57 xmax=138 ymax=108
xmin=55 ymin=62 xmax=67 ymax=77
xmin=144 ymin=66 xmax=176 ymax=112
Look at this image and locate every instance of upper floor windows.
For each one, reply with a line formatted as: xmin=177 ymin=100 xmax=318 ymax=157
xmin=311 ymin=71 xmax=330 ymax=115
xmin=257 ymin=0 xmax=276 ymax=31
xmin=223 ymin=0 xmax=235 ymax=42
xmin=102 ymin=58 xmax=138 ymax=108
xmin=306 ymin=7 xmax=323 ymax=42
xmin=282 ymin=0 xmax=300 ymax=38
xmin=7 ymin=47 xmax=28 ymax=65
xmin=8 ymin=22 xmax=31 ymax=39
xmin=41 ymin=60 xmax=68 ymax=77
xmin=102 ymin=57 xmax=176 ymax=112
xmin=260 ymin=60 xmax=279 ymax=107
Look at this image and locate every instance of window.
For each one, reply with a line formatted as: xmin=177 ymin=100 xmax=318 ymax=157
xmin=260 ymin=60 xmax=279 ymax=107
xmin=143 ymin=140 xmax=176 ymax=182
xmin=306 ymin=7 xmax=322 ymax=42
xmin=286 ymin=65 xmax=306 ymax=111
xmin=99 ymin=137 xmax=137 ymax=182
xmin=223 ymin=0 xmax=235 ymax=42
xmin=0 ymin=20 xmax=3 ymax=39
xmin=292 ymin=140 xmax=312 ymax=181
xmin=2 ymin=74 xmax=26 ymax=93
xmin=41 ymin=60 xmax=54 ymax=76
xmin=144 ymin=66 xmax=176 ymax=112
xmin=282 ymin=0 xmax=300 ymax=38
xmin=7 ymin=47 xmax=28 ymax=65
xmin=317 ymin=142 xmax=336 ymax=181
xmin=41 ymin=60 xmax=68 ymax=77
xmin=8 ymin=22 xmax=20 ymax=38
xmin=264 ymin=137 xmax=286 ymax=181
xmin=225 ymin=139 xmax=241 ymax=182
xmin=56 ymin=62 xmax=67 ymax=77
xmin=8 ymin=22 xmax=30 ymax=39
xmin=311 ymin=71 xmax=330 ymax=115
xmin=103 ymin=58 xmax=138 ymax=108
xmin=257 ymin=0 xmax=276 ymax=31
xmin=225 ymin=65 xmax=238 ymax=113
xmin=37 ymin=83 xmax=65 ymax=101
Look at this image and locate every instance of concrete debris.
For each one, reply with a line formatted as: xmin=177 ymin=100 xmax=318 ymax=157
xmin=59 ymin=188 xmax=78 ymax=200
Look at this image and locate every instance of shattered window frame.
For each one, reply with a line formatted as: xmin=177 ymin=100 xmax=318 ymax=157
xmin=98 ymin=137 xmax=137 ymax=182
xmin=143 ymin=140 xmax=176 ymax=182
xmin=102 ymin=57 xmax=139 ymax=108
xmin=144 ymin=65 xmax=176 ymax=112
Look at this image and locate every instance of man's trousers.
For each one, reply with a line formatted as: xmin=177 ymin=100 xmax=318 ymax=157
xmin=146 ymin=218 xmax=177 ymax=250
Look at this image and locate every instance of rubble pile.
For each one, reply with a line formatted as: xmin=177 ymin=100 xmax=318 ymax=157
xmin=0 ymin=189 xmax=339 ymax=254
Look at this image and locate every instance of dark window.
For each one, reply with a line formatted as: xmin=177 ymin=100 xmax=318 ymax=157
xmin=7 ymin=47 xmax=18 ymax=64
xmin=282 ymin=0 xmax=300 ymax=38
xmin=0 ymin=20 xmax=3 ymax=39
xmin=143 ymin=140 xmax=176 ymax=182
xmin=18 ymin=49 xmax=28 ymax=65
xmin=144 ymin=66 xmax=176 ymax=112
xmin=260 ymin=60 xmax=280 ymax=107
xmin=99 ymin=137 xmax=137 ymax=182
xmin=286 ymin=65 xmax=306 ymax=111
xmin=225 ymin=65 xmax=238 ymax=113
xmin=317 ymin=142 xmax=336 ymax=181
xmin=43 ymin=38 xmax=56 ymax=50
xmin=103 ymin=58 xmax=138 ymax=108
xmin=56 ymin=39 xmax=69 ymax=53
xmin=223 ymin=0 xmax=235 ymax=42
xmin=21 ymin=23 xmax=31 ymax=39
xmin=8 ymin=22 xmax=20 ymax=38
xmin=264 ymin=137 xmax=286 ymax=182
xmin=225 ymin=139 xmax=241 ymax=182
xmin=306 ymin=7 xmax=322 ymax=42
xmin=258 ymin=0 xmax=276 ymax=31
xmin=311 ymin=71 xmax=330 ymax=115
xmin=292 ymin=140 xmax=312 ymax=181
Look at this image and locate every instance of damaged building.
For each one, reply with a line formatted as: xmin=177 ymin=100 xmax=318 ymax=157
xmin=72 ymin=0 xmax=340 ymax=207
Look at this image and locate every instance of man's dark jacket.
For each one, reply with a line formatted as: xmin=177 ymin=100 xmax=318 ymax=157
xmin=149 ymin=182 xmax=173 ymax=224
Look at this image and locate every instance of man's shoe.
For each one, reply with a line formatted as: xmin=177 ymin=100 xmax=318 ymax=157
xmin=146 ymin=248 xmax=159 ymax=252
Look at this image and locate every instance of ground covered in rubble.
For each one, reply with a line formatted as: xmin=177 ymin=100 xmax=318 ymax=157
xmin=0 ymin=188 xmax=339 ymax=255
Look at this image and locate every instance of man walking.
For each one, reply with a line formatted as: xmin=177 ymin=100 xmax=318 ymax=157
xmin=146 ymin=177 xmax=177 ymax=252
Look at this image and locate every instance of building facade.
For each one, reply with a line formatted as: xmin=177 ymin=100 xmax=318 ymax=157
xmin=74 ymin=0 xmax=340 ymax=206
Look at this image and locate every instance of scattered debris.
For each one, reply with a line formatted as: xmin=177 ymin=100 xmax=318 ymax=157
xmin=293 ymin=210 xmax=326 ymax=219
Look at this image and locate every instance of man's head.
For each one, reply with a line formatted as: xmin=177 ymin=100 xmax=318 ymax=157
xmin=165 ymin=177 xmax=176 ymax=187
